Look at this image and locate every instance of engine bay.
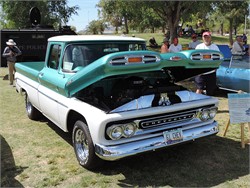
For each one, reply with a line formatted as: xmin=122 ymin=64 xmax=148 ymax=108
xmin=75 ymin=70 xmax=189 ymax=112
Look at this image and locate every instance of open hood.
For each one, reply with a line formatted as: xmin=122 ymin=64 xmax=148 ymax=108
xmin=64 ymin=49 xmax=223 ymax=97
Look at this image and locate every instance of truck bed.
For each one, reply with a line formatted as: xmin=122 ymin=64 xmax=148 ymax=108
xmin=15 ymin=62 xmax=44 ymax=82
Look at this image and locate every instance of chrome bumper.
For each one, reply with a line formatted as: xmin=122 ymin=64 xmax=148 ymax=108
xmin=95 ymin=122 xmax=218 ymax=161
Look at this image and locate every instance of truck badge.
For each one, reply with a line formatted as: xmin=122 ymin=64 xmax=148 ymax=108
xmin=159 ymin=93 xmax=171 ymax=106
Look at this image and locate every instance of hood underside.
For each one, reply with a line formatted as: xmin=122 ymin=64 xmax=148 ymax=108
xmin=64 ymin=49 xmax=223 ymax=97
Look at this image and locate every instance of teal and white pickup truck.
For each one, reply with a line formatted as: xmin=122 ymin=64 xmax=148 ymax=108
xmin=15 ymin=35 xmax=223 ymax=169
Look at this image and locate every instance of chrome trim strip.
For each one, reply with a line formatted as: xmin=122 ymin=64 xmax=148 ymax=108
xmin=38 ymin=90 xmax=68 ymax=108
xmin=95 ymin=122 xmax=218 ymax=161
xmin=16 ymin=78 xmax=37 ymax=91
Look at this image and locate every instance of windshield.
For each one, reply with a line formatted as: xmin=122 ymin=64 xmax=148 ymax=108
xmin=62 ymin=42 xmax=147 ymax=71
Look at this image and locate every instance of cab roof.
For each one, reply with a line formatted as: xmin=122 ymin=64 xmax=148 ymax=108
xmin=48 ymin=35 xmax=146 ymax=42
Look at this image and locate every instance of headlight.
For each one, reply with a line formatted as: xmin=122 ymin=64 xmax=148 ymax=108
xmin=209 ymin=107 xmax=218 ymax=119
xmin=198 ymin=107 xmax=218 ymax=121
xmin=107 ymin=122 xmax=137 ymax=140
xmin=123 ymin=123 xmax=136 ymax=137
xmin=200 ymin=110 xmax=210 ymax=121
xmin=108 ymin=126 xmax=123 ymax=140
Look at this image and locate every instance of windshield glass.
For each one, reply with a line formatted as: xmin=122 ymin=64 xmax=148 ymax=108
xmin=62 ymin=42 xmax=146 ymax=71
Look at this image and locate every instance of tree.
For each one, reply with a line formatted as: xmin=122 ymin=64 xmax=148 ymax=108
xmin=48 ymin=0 xmax=79 ymax=26
xmin=97 ymin=0 xmax=141 ymax=34
xmin=214 ymin=1 xmax=249 ymax=45
xmin=147 ymin=1 xmax=213 ymax=41
xmin=86 ymin=20 xmax=106 ymax=34
xmin=98 ymin=0 xmax=213 ymax=40
xmin=97 ymin=0 xmax=122 ymax=33
xmin=1 ymin=1 xmax=48 ymax=28
xmin=0 ymin=5 xmax=6 ymax=29
xmin=206 ymin=8 xmax=227 ymax=36
xmin=129 ymin=5 xmax=163 ymax=33
xmin=0 ymin=0 xmax=79 ymax=29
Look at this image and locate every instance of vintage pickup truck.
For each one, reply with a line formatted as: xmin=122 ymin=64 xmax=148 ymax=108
xmin=15 ymin=35 xmax=223 ymax=169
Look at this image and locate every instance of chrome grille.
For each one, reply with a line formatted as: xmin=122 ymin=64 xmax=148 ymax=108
xmin=139 ymin=110 xmax=197 ymax=129
xmin=110 ymin=57 xmax=127 ymax=65
xmin=143 ymin=55 xmax=160 ymax=63
xmin=110 ymin=55 xmax=160 ymax=65
xmin=191 ymin=53 xmax=221 ymax=60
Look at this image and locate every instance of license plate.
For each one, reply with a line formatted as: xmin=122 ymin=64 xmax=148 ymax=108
xmin=163 ymin=128 xmax=183 ymax=144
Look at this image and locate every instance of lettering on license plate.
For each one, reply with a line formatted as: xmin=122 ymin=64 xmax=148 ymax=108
xmin=163 ymin=128 xmax=183 ymax=144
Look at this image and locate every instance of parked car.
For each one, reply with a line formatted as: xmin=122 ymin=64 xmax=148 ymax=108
xmin=216 ymin=45 xmax=250 ymax=93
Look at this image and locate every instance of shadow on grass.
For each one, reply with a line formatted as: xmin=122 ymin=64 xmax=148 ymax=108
xmin=43 ymin=118 xmax=72 ymax=146
xmin=99 ymin=136 xmax=249 ymax=187
xmin=44 ymin=116 xmax=249 ymax=187
xmin=1 ymin=134 xmax=26 ymax=187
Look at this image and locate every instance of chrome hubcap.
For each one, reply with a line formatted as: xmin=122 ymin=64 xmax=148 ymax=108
xmin=75 ymin=128 xmax=89 ymax=164
xmin=26 ymin=98 xmax=32 ymax=114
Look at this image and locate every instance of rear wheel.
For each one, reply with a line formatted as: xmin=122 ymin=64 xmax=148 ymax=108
xmin=72 ymin=120 xmax=102 ymax=169
xmin=25 ymin=94 xmax=42 ymax=120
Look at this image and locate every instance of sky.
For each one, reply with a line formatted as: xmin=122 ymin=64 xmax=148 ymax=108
xmin=67 ymin=0 xmax=100 ymax=32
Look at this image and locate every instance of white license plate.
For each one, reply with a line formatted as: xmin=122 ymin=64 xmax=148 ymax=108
xmin=163 ymin=128 xmax=183 ymax=144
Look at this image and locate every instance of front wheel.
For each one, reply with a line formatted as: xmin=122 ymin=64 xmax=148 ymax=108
xmin=72 ymin=120 xmax=102 ymax=169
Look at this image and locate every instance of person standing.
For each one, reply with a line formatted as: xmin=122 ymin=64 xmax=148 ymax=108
xmin=194 ymin=32 xmax=220 ymax=95
xmin=169 ymin=37 xmax=182 ymax=52
xmin=188 ymin=34 xmax=201 ymax=49
xmin=2 ymin=39 xmax=22 ymax=85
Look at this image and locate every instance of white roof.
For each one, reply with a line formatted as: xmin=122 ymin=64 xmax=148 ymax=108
xmin=48 ymin=35 xmax=145 ymax=42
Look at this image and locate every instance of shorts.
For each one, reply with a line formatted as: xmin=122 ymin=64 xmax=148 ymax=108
xmin=194 ymin=72 xmax=217 ymax=95
xmin=194 ymin=75 xmax=206 ymax=90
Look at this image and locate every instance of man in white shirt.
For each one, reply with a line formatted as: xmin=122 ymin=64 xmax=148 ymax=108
xmin=195 ymin=32 xmax=220 ymax=51
xmin=194 ymin=31 xmax=220 ymax=95
xmin=231 ymin=36 xmax=244 ymax=54
xmin=169 ymin=37 xmax=182 ymax=52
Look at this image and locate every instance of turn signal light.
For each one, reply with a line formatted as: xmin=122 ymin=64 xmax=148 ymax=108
xmin=170 ymin=56 xmax=182 ymax=61
xmin=203 ymin=54 xmax=212 ymax=59
xmin=128 ymin=57 xmax=143 ymax=63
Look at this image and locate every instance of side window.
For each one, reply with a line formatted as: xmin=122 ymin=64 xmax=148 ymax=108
xmin=63 ymin=45 xmax=74 ymax=71
xmin=129 ymin=43 xmax=145 ymax=51
xmin=48 ymin=44 xmax=61 ymax=69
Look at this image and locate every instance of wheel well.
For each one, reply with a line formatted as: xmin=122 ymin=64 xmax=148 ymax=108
xmin=19 ymin=88 xmax=27 ymax=96
xmin=67 ymin=110 xmax=87 ymax=134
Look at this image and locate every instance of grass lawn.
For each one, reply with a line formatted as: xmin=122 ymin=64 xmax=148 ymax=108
xmin=1 ymin=65 xmax=249 ymax=187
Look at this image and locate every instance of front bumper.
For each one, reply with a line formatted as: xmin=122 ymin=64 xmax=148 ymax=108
xmin=95 ymin=122 xmax=218 ymax=161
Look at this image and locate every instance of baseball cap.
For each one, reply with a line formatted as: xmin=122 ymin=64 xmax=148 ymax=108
xmin=162 ymin=38 xmax=169 ymax=43
xmin=202 ymin=31 xmax=211 ymax=37
xmin=191 ymin=34 xmax=197 ymax=38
